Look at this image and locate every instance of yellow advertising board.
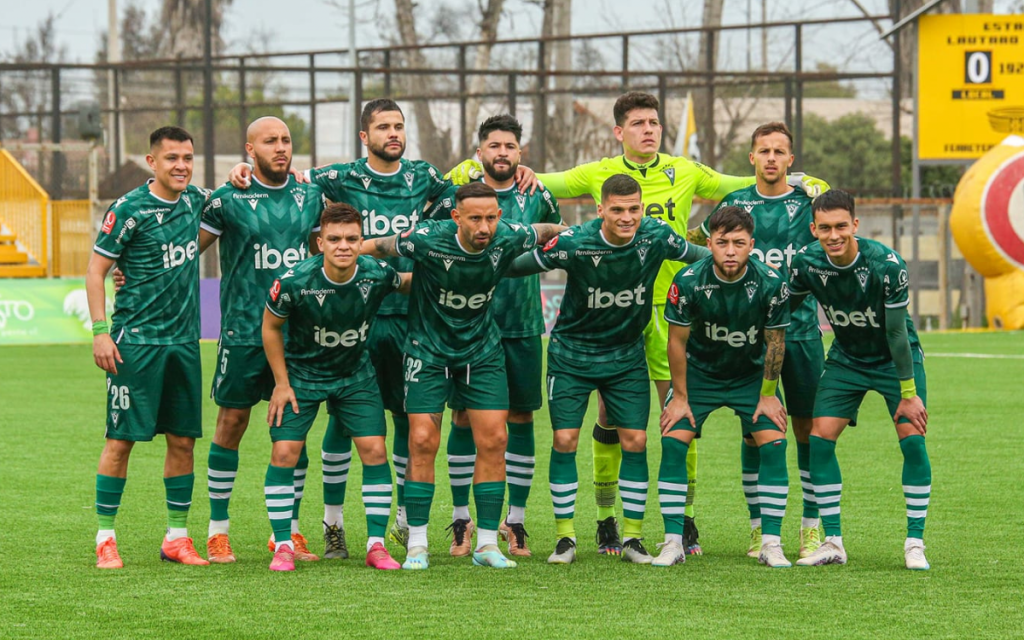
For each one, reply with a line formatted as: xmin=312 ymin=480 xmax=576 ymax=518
xmin=918 ymin=14 xmax=1024 ymax=160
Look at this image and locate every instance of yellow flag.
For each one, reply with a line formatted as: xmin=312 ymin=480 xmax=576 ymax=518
xmin=674 ymin=92 xmax=700 ymax=161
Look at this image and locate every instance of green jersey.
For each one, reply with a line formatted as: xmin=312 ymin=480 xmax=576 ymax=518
xmin=94 ymin=183 xmax=207 ymax=345
xmin=665 ymin=257 xmax=790 ymax=380
xmin=265 ymin=254 xmax=401 ymax=389
xmin=427 ymin=181 xmax=562 ymax=338
xmin=201 ymin=176 xmax=325 ymax=346
xmin=705 ymin=185 xmax=819 ymax=341
xmin=789 ymin=237 xmax=922 ymax=369
xmin=395 ymin=218 xmax=538 ymax=366
xmin=535 ymin=216 xmax=700 ymax=365
xmin=308 ymin=158 xmax=451 ymax=316
xmin=538 ymin=153 xmax=753 ymax=307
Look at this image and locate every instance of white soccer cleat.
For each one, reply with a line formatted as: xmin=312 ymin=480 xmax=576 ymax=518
xmin=757 ymin=542 xmax=792 ymax=568
xmin=652 ymin=540 xmax=686 ymax=567
xmin=547 ymin=537 xmax=577 ymax=564
xmin=904 ymin=541 xmax=930 ymax=571
xmin=795 ymin=538 xmax=847 ymax=567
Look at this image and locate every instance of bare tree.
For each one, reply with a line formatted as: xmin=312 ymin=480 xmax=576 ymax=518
xmin=463 ymin=0 xmax=507 ymax=144
xmin=159 ymin=0 xmax=233 ymax=59
xmin=544 ymin=0 xmax=574 ymax=171
xmin=694 ymin=0 xmax=724 ymax=167
xmin=0 ymin=13 xmax=68 ymax=140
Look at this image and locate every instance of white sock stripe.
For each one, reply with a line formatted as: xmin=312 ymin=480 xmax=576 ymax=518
xmin=208 ymin=492 xmax=231 ymax=500
xmin=265 ymin=485 xmax=293 ymax=495
xmin=207 ymin=469 xmax=237 ymax=479
xmin=265 ymin=498 xmax=293 ymax=508
xmin=268 ymin=514 xmax=291 ymax=521
xmin=902 ymin=484 xmax=932 ymax=494
xmin=623 ymin=504 xmax=646 ymax=513
xmin=813 ymin=483 xmax=842 ymax=493
xmin=208 ymin=481 xmax=234 ymax=490
xmin=363 ymin=496 xmax=392 ymax=504
xmin=362 ymin=484 xmax=392 ymax=493
xmin=759 ymin=496 xmax=788 ymax=506
xmin=505 ymin=452 xmax=536 ymax=464
xmin=321 ymin=451 xmax=352 ymax=462
xmin=799 ymin=470 xmax=811 ymax=479
xmin=802 ymin=491 xmax=815 ymax=501
xmin=392 ymin=454 xmax=408 ymax=465
xmin=549 ymin=482 xmax=579 ymax=493
xmin=507 ymin=477 xmax=533 ymax=487
xmin=756 ymin=484 xmax=788 ymax=495
xmin=95 ymin=502 xmax=120 ymax=509
xmin=365 ymin=507 xmax=391 ymax=516
xmin=801 ymin=481 xmax=814 ymax=491
xmin=293 ymin=479 xmax=306 ymax=489
xmin=907 ymin=509 xmax=928 ymax=518
xmin=322 ymin=463 xmax=351 ymax=473
xmin=815 ymin=495 xmax=841 ymax=505
xmin=657 ymin=481 xmax=688 ymax=492
xmin=506 ymin=464 xmax=535 ymax=476
xmin=660 ymin=506 xmax=687 ymax=515
xmin=551 ymin=493 xmax=576 ymax=505
xmin=819 ymin=506 xmax=841 ymax=516
xmin=294 ymin=491 xmax=304 ymax=500
xmin=659 ymin=495 xmax=687 ymax=504
xmin=761 ymin=507 xmax=786 ymax=517
xmin=323 ymin=474 xmax=349 ymax=484
xmin=166 ymin=500 xmax=191 ymax=507
xmin=742 ymin=473 xmax=758 ymax=482
xmin=619 ymin=479 xmax=649 ymax=490
xmin=449 ymin=478 xmax=473 ymax=486
xmin=620 ymin=490 xmax=648 ymax=503
xmin=293 ymin=469 xmax=307 ymax=478
xmin=396 ymin=478 xmax=405 ymax=486
xmin=553 ymin=505 xmax=575 ymax=516
xmin=905 ymin=497 xmax=930 ymax=506
xmin=447 ymin=455 xmax=477 ymax=464
xmin=745 ymin=497 xmax=759 ymax=505
xmin=392 ymin=465 xmax=406 ymax=475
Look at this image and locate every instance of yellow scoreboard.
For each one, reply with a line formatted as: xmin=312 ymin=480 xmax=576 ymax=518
xmin=918 ymin=14 xmax=1024 ymax=160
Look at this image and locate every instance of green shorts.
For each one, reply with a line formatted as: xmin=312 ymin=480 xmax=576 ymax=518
xmin=780 ymin=339 xmax=825 ymax=418
xmin=665 ymin=368 xmax=782 ymax=436
xmin=643 ymin=304 xmax=670 ymax=381
xmin=449 ymin=335 xmax=543 ymax=413
xmin=211 ymin=343 xmax=273 ymax=409
xmin=273 ymin=372 xmax=386 ymax=442
xmin=403 ymin=352 xmax=509 ymax=414
xmin=547 ymin=348 xmax=650 ymax=431
xmin=105 ymin=343 xmax=202 ymax=442
xmin=368 ymin=314 xmax=408 ymax=415
xmin=813 ymin=355 xmax=928 ymax=425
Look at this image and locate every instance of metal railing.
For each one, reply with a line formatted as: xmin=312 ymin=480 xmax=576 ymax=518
xmin=0 ymin=149 xmax=48 ymax=276
xmin=51 ymin=200 xmax=93 ymax=277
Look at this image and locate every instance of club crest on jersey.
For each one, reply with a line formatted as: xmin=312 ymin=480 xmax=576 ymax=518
xmin=489 ymin=247 xmax=503 ymax=270
xmin=637 ymin=245 xmax=650 ymax=265
xmin=404 ymin=172 xmax=415 ymax=189
xmin=745 ymin=280 xmax=758 ymax=302
xmin=293 ymin=192 xmax=305 ymax=209
xmin=515 ymin=193 xmax=526 ymax=211
xmin=663 ymin=167 xmax=676 ymax=185
xmin=856 ymin=268 xmax=869 ymax=291
xmin=111 ymin=412 xmax=119 ymax=426
xmin=785 ymin=202 xmax=800 ymax=219
xmin=182 ymin=194 xmax=191 ymax=209
xmin=359 ymin=282 xmax=372 ymax=302
xmin=443 ymin=257 xmax=456 ymax=271
xmin=101 ymin=210 xmax=116 ymax=234
xmin=360 ymin=175 xmax=372 ymax=189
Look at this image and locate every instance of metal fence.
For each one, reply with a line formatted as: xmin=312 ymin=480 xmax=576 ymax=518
xmin=0 ymin=149 xmax=48 ymax=277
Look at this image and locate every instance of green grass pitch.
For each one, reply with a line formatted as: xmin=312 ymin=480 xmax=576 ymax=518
xmin=1 ymin=332 xmax=1022 ymax=639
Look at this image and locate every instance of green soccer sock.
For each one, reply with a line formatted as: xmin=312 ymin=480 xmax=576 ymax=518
xmin=505 ymin=421 xmax=535 ymax=518
xmin=685 ymin=439 xmax=698 ymax=518
xmin=899 ymin=435 xmax=932 ymax=540
xmin=796 ymin=440 xmax=818 ymax=520
xmin=404 ymin=480 xmax=435 ymax=528
xmin=96 ymin=474 xmax=126 ymax=531
xmin=549 ymin=448 xmax=578 ymax=539
xmin=291 ymin=445 xmax=309 ymax=532
xmin=392 ymin=414 xmax=410 ymax=510
xmin=164 ymin=473 xmax=194 ymax=531
xmin=322 ymin=418 xmax=352 ymax=508
xmin=207 ymin=443 xmax=238 ymax=524
xmin=592 ymin=423 xmax=621 ymax=520
xmin=810 ymin=435 xmax=843 ymax=537
xmin=658 ymin=437 xmax=689 ymax=537
xmin=620 ymin=449 xmax=649 ymax=540
xmin=447 ymin=423 xmax=476 ymax=515
xmin=473 ymin=481 xmax=505 ymax=533
xmin=741 ymin=439 xmax=762 ymax=526
xmin=757 ymin=439 xmax=789 ymax=537
xmin=265 ymin=464 xmax=295 ymax=545
xmin=362 ymin=462 xmax=393 ymax=541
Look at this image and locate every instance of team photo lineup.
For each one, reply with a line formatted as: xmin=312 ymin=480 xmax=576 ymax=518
xmin=86 ymin=90 xmax=935 ymax=574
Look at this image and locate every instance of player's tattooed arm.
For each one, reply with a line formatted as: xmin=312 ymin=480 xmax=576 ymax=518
xmin=763 ymin=328 xmax=786 ymax=381
xmin=505 ymin=252 xmax=546 ymax=278
xmin=530 ymin=223 xmax=567 ymax=246
xmin=362 ymin=234 xmax=401 ymax=258
xmin=754 ymin=328 xmax=788 ymax=431
xmin=686 ymin=226 xmax=708 ymax=246
xmin=397 ymin=272 xmax=413 ymax=295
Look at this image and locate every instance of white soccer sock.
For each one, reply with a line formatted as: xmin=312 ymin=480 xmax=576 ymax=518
xmin=801 ymin=517 xmax=819 ymax=529
xmin=96 ymin=530 xmax=116 ymax=546
xmin=208 ymin=520 xmax=229 ymax=538
xmin=166 ymin=527 xmax=188 ymax=541
xmin=408 ymin=525 xmax=429 ymax=549
xmin=905 ymin=537 xmax=924 ymax=550
xmin=366 ymin=536 xmax=385 ymax=552
xmin=275 ymin=539 xmax=295 ymax=552
xmin=324 ymin=505 xmax=344 ymax=528
xmin=665 ymin=533 xmax=683 ymax=545
xmin=825 ymin=535 xmax=844 ymax=549
xmin=762 ymin=534 xmax=782 ymax=546
xmin=476 ymin=528 xmax=498 ymax=549
xmin=291 ymin=519 xmax=300 ymax=535
xmin=452 ymin=505 xmax=471 ymax=521
xmin=395 ymin=506 xmax=408 ymax=528
xmin=750 ymin=518 xmax=762 ymax=529
xmin=506 ymin=505 xmax=526 ymax=525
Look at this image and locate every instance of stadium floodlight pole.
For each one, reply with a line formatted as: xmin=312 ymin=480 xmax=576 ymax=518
xmin=107 ymin=0 xmax=120 ymax=173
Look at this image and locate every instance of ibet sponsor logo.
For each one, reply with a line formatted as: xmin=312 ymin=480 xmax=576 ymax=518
xmin=161 ymin=240 xmax=198 ymax=269
xmin=823 ymin=305 xmax=880 ymax=328
xmin=314 ymin=321 xmax=370 ymax=348
xmin=645 ymin=198 xmax=679 ymax=221
xmin=253 ymin=243 xmax=309 ymax=270
xmin=705 ymin=323 xmax=758 ymax=347
xmin=438 ymin=287 xmax=495 ymax=310
xmin=361 ymin=208 xmax=420 ymax=237
xmin=101 ymin=210 xmax=117 ymax=234
xmin=586 ymin=284 xmax=647 ymax=309
xmin=751 ymin=244 xmax=799 ymax=268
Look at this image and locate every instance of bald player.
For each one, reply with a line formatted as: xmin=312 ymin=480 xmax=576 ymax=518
xmin=198 ymin=116 xmax=327 ymax=562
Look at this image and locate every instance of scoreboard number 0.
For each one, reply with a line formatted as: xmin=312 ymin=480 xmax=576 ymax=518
xmin=965 ymin=51 xmax=992 ymax=84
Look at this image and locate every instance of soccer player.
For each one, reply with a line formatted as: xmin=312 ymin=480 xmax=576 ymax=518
xmin=788 ymin=190 xmax=931 ymax=570
xmin=262 ymin=203 xmax=407 ymax=572
xmin=426 ymin=114 xmax=562 ymax=557
xmin=363 ymin=182 xmax=563 ymax=570
xmin=199 ymin=116 xmax=325 ymax=563
xmin=693 ymin=122 xmax=824 ymax=559
xmin=659 ymin=206 xmax=792 ymax=568
xmin=508 ymin=174 xmax=710 ymax=565
xmin=87 ymin=126 xmax=209 ymax=568
xmin=230 ymin=99 xmax=452 ymax=551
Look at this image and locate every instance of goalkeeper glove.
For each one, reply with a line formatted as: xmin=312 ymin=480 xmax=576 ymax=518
xmin=787 ymin=172 xmax=830 ymax=199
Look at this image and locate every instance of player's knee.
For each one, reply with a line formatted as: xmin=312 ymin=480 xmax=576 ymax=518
xmin=214 ymin=408 xmax=250 ymax=446
xmin=408 ymin=429 xmax=440 ymax=456
xmin=619 ymin=429 xmax=646 ymax=452
xmin=476 ymin=431 xmax=507 ymax=458
xmin=102 ymin=439 xmax=134 ymax=465
xmin=552 ymin=430 xmax=579 ymax=453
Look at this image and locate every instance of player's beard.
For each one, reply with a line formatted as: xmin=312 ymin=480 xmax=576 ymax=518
xmin=483 ymin=157 xmax=517 ymax=182
xmin=256 ymin=154 xmax=291 ymax=185
xmin=368 ymin=138 xmax=405 ymax=163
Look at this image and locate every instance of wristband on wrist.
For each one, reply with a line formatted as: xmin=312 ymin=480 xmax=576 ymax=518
xmin=760 ymin=378 xmax=779 ymax=396
xmin=899 ymin=378 xmax=917 ymax=400
xmin=92 ymin=320 xmax=109 ymax=336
